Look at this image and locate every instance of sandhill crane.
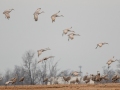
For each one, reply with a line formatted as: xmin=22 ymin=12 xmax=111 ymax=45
xmin=68 ymin=33 xmax=80 ymax=41
xmin=100 ymin=74 xmax=108 ymax=83
xmin=53 ymin=77 xmax=59 ymax=85
xmin=62 ymin=27 xmax=74 ymax=36
xmin=51 ymin=11 xmax=64 ymax=23
xmin=76 ymin=77 xmax=80 ymax=84
xmin=90 ymin=74 xmax=96 ymax=82
xmin=106 ymin=56 xmax=117 ymax=69
xmin=34 ymin=8 xmax=41 ymax=14
xmin=38 ymin=56 xmax=55 ymax=63
xmin=5 ymin=81 xmax=13 ymax=85
xmin=3 ymin=9 xmax=14 ymax=20
xmin=63 ymin=76 xmax=71 ymax=84
xmin=95 ymin=42 xmax=108 ymax=49
xmin=83 ymin=72 xmax=90 ymax=84
xmin=9 ymin=77 xmax=15 ymax=82
xmin=19 ymin=77 xmax=24 ymax=85
xmin=43 ymin=77 xmax=49 ymax=85
xmin=19 ymin=70 xmax=28 ymax=85
xmin=37 ymin=47 xmax=50 ymax=57
xmin=0 ymin=77 xmax=3 ymax=81
xmin=62 ymin=71 xmax=71 ymax=84
xmin=11 ymin=74 xmax=18 ymax=87
xmin=91 ymin=71 xmax=101 ymax=84
xmin=95 ymin=71 xmax=101 ymax=83
xmin=5 ymin=81 xmax=13 ymax=88
xmin=70 ymin=80 xmax=76 ymax=84
xmin=112 ymin=72 xmax=120 ymax=83
xmin=71 ymin=71 xmax=80 ymax=76
xmin=33 ymin=8 xmax=44 ymax=21
xmin=112 ymin=74 xmax=117 ymax=83
xmin=70 ymin=77 xmax=80 ymax=84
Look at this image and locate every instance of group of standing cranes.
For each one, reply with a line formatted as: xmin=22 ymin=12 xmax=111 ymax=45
xmin=83 ymin=56 xmax=120 ymax=84
xmin=83 ymin=71 xmax=108 ymax=84
xmin=83 ymin=70 xmax=120 ymax=84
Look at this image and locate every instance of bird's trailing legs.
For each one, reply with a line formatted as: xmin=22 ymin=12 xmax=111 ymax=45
xmin=22 ymin=81 xmax=23 ymax=86
xmin=108 ymin=65 xmax=110 ymax=69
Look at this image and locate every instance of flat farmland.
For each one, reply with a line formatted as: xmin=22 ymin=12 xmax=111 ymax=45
xmin=0 ymin=84 xmax=120 ymax=90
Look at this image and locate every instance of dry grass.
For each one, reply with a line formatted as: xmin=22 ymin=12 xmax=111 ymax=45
xmin=0 ymin=83 xmax=120 ymax=90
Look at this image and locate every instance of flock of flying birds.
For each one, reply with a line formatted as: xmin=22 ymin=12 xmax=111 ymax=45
xmin=2 ymin=8 xmax=119 ymax=77
xmin=3 ymin=8 xmax=81 ymax=41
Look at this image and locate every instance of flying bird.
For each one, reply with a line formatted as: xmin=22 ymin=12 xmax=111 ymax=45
xmin=38 ymin=56 xmax=55 ymax=63
xmin=62 ymin=27 xmax=75 ymax=36
xmin=95 ymin=42 xmax=108 ymax=49
xmin=33 ymin=8 xmax=44 ymax=21
xmin=19 ymin=77 xmax=24 ymax=85
xmin=106 ymin=56 xmax=117 ymax=69
xmin=51 ymin=11 xmax=64 ymax=23
xmin=3 ymin=9 xmax=14 ymax=20
xmin=37 ymin=47 xmax=50 ymax=57
xmin=68 ymin=33 xmax=80 ymax=41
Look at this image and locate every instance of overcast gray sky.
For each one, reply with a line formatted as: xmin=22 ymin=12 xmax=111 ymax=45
xmin=0 ymin=0 xmax=120 ymax=75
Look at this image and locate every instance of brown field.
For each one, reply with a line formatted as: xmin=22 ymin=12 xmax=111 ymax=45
xmin=1 ymin=84 xmax=120 ymax=90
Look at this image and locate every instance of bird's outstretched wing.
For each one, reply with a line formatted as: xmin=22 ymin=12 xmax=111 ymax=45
xmin=9 ymin=78 xmax=15 ymax=81
xmin=38 ymin=59 xmax=43 ymax=63
xmin=19 ymin=77 xmax=24 ymax=82
xmin=45 ymin=47 xmax=50 ymax=50
xmin=74 ymin=34 xmax=80 ymax=36
xmin=54 ymin=11 xmax=60 ymax=15
xmin=48 ymin=56 xmax=55 ymax=59
xmin=5 ymin=13 xmax=10 ymax=19
xmin=34 ymin=8 xmax=41 ymax=14
xmin=41 ymin=49 xmax=47 ymax=52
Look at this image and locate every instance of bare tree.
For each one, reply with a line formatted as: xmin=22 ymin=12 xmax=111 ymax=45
xmin=31 ymin=59 xmax=40 ymax=85
xmin=102 ymin=66 xmax=115 ymax=83
xmin=22 ymin=50 xmax=34 ymax=85
xmin=48 ymin=59 xmax=60 ymax=78
xmin=1 ymin=50 xmax=60 ymax=85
